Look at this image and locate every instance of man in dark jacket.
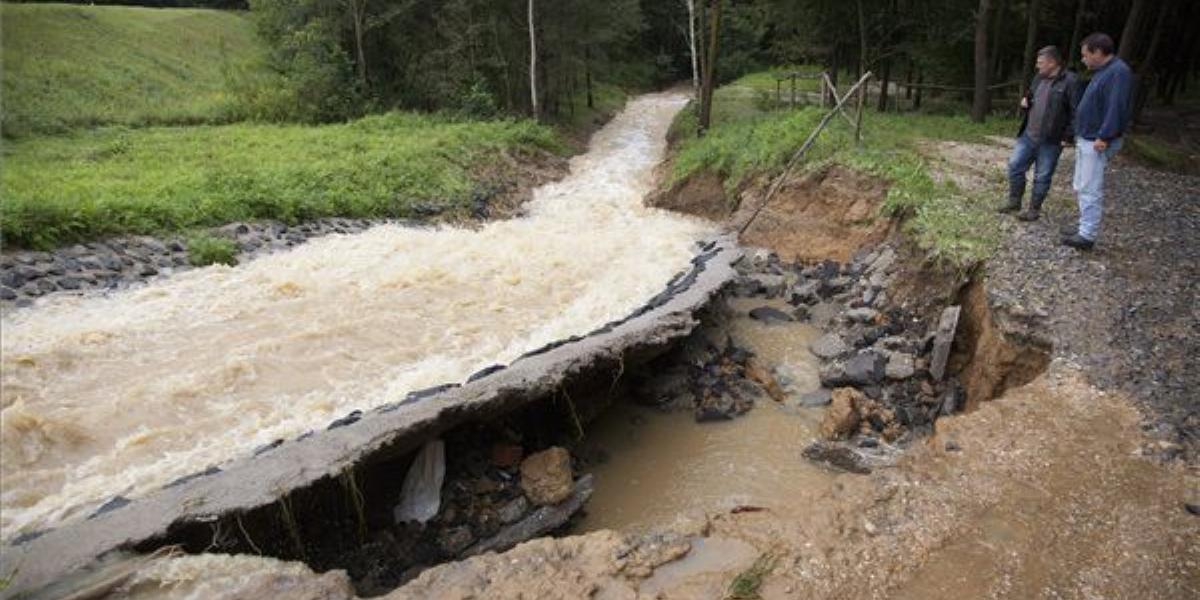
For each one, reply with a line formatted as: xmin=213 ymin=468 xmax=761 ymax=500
xmin=999 ymin=46 xmax=1078 ymax=221
xmin=1062 ymin=32 xmax=1134 ymax=250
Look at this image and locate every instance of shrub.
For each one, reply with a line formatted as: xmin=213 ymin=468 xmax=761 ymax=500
xmin=187 ymin=234 xmax=238 ymax=267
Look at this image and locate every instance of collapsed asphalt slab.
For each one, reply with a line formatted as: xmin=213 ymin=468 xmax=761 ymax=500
xmin=0 ymin=235 xmax=740 ymax=598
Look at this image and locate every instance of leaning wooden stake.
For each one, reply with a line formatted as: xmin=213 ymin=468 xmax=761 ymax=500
xmin=737 ymin=72 xmax=872 ymax=236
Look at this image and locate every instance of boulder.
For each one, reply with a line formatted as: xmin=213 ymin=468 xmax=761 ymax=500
xmin=885 ymin=352 xmax=916 ymax=380
xmin=789 ymin=280 xmax=821 ymax=306
xmin=748 ymin=306 xmax=793 ymax=324
xmin=820 ymin=387 xmax=864 ymax=440
xmin=519 ymin=447 xmax=574 ymax=506
xmin=802 ymin=440 xmax=873 ymax=474
xmin=796 ymin=388 xmax=833 ymax=407
xmin=844 ymin=307 xmax=880 ymax=324
xmin=809 ymin=333 xmax=850 ymax=360
xmin=822 ymin=351 xmax=885 ymax=387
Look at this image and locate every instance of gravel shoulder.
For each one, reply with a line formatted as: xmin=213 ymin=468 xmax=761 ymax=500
xmin=934 ymin=137 xmax=1200 ymax=460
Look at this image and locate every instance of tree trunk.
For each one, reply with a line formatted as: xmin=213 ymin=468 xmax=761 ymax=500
xmin=585 ymin=45 xmax=594 ymax=109
xmin=989 ymin=0 xmax=1006 ymax=81
xmin=528 ymin=0 xmax=538 ymax=119
xmin=915 ymin=70 xmax=923 ymax=109
xmin=698 ymin=0 xmax=723 ymax=133
xmin=972 ymin=0 xmax=993 ymax=122
xmin=685 ymin=0 xmax=700 ymax=102
xmin=1119 ymin=0 xmax=1146 ymax=63
xmin=1068 ymin=0 xmax=1087 ymax=66
xmin=1133 ymin=0 xmax=1173 ymax=122
xmin=1019 ymin=0 xmax=1040 ymax=98
xmin=856 ymin=0 xmax=867 ymax=80
xmin=877 ymin=58 xmax=891 ymax=112
xmin=351 ymin=0 xmax=368 ymax=89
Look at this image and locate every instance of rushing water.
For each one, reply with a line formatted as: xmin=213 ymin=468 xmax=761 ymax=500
xmin=0 ymin=93 xmax=711 ymax=541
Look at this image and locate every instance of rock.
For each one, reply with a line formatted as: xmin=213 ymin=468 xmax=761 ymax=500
xmin=0 ymin=270 xmax=24 ymax=288
xmin=885 ymin=352 xmax=916 ymax=380
xmin=97 ymin=255 xmax=123 ymax=272
xmin=35 ymin=279 xmax=57 ymax=293
xmin=867 ymin=247 xmax=896 ymax=275
xmin=694 ymin=391 xmax=739 ymax=422
xmin=792 ymin=305 xmax=811 ymax=321
xmin=745 ymin=359 xmax=785 ymax=402
xmin=748 ymin=306 xmax=793 ymax=324
xmin=944 ymin=440 xmax=962 ymax=452
xmin=803 ymin=440 xmax=872 ymax=474
xmin=820 ymin=275 xmax=853 ymax=298
xmin=844 ymin=307 xmax=880 ymax=324
xmin=519 ymin=447 xmax=574 ymax=506
xmin=0 ymin=286 xmax=17 ymax=301
xmin=820 ymin=388 xmax=863 ymax=440
xmin=497 ymin=496 xmax=529 ymax=524
xmin=797 ymin=388 xmax=833 ymax=407
xmin=929 ymin=306 xmax=961 ymax=381
xmin=57 ymin=276 xmax=83 ymax=290
xmin=751 ymin=273 xmax=787 ymax=298
xmin=809 ymin=333 xmax=850 ymax=360
xmin=877 ymin=336 xmax=910 ymax=351
xmin=789 ymin=280 xmax=821 ymax=306
xmin=802 ymin=260 xmax=839 ymax=280
xmin=139 ymin=264 xmax=159 ymax=277
xmin=438 ymin=525 xmax=477 ymax=556
xmin=732 ymin=275 xmax=764 ymax=297
xmin=823 ymin=351 xmax=886 ymax=387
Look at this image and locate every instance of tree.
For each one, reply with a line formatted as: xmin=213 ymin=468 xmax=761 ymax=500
xmin=683 ymin=0 xmax=700 ymax=101
xmin=697 ymin=0 xmax=723 ymax=133
xmin=528 ymin=0 xmax=539 ymax=119
xmin=1118 ymin=0 xmax=1146 ymax=63
xmin=1067 ymin=0 xmax=1087 ymax=66
xmin=972 ymin=0 xmax=993 ymax=122
xmin=1018 ymin=0 xmax=1040 ymax=98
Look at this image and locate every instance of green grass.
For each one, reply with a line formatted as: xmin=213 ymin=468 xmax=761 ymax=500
xmin=725 ymin=553 xmax=776 ymax=600
xmin=668 ymin=69 xmax=1017 ymax=266
xmin=187 ymin=234 xmax=238 ymax=267
xmin=0 ymin=113 xmax=564 ymax=249
xmin=1 ymin=3 xmax=272 ymax=137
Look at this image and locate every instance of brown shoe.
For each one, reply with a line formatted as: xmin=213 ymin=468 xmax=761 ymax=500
xmin=1017 ymin=209 xmax=1040 ymax=221
xmin=996 ymin=199 xmax=1021 ymax=214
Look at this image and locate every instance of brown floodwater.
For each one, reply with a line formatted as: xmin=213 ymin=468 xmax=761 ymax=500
xmin=0 ymin=92 xmax=712 ymax=541
xmin=576 ymin=297 xmax=835 ymax=533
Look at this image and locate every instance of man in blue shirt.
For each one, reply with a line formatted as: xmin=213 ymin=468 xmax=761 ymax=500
xmin=1064 ymin=32 xmax=1134 ymax=251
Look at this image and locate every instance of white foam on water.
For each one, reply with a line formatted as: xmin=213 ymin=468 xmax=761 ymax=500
xmin=0 ymin=92 xmax=712 ymax=540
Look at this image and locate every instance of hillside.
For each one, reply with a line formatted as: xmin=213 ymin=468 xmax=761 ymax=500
xmin=1 ymin=3 xmax=269 ymax=136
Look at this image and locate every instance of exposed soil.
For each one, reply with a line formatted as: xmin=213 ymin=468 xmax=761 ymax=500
xmin=650 ymin=165 xmax=894 ymax=263
xmin=649 ymin=171 xmax=731 ymax=222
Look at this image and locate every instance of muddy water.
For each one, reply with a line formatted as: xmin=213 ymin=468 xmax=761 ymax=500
xmin=0 ymin=92 xmax=711 ymax=541
xmin=577 ymin=300 xmax=832 ymax=533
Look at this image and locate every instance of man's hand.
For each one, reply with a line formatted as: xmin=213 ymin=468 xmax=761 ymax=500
xmin=1094 ymin=139 xmax=1109 ymax=152
xmin=1020 ymin=97 xmax=1029 ymax=109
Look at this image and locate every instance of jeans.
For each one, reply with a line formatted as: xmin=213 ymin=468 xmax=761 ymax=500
xmin=1072 ymin=136 xmax=1123 ymax=241
xmin=1007 ymin=134 xmax=1063 ymax=207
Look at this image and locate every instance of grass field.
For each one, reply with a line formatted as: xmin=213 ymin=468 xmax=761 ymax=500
xmin=668 ymin=71 xmax=1016 ymax=266
xmin=1 ymin=3 xmax=271 ymax=137
xmin=1 ymin=114 xmax=564 ymax=249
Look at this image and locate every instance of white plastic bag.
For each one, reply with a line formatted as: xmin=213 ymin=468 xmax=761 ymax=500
xmin=393 ymin=438 xmax=446 ymax=524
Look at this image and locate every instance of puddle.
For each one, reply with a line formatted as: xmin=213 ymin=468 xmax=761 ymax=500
xmin=639 ymin=536 xmax=759 ymax=596
xmin=576 ymin=298 xmax=833 ymax=533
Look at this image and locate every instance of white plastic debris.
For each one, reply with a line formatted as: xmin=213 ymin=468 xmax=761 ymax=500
xmin=393 ymin=439 xmax=446 ymax=524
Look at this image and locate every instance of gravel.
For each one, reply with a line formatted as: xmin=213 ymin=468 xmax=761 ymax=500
xmin=986 ymin=161 xmax=1199 ymax=459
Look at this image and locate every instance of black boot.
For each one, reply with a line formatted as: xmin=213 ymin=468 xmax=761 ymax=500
xmin=996 ymin=196 xmax=1021 ymax=214
xmin=1061 ymin=233 xmax=1094 ymax=250
xmin=1018 ymin=194 xmax=1045 ymax=221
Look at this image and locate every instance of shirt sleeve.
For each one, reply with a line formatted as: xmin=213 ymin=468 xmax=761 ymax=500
xmin=1064 ymin=75 xmax=1079 ymax=141
xmin=1098 ymin=68 xmax=1133 ymax=141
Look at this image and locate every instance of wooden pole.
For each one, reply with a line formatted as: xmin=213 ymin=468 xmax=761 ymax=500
xmin=855 ymin=77 xmax=867 ymax=145
xmin=737 ymin=72 xmax=873 ymax=235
